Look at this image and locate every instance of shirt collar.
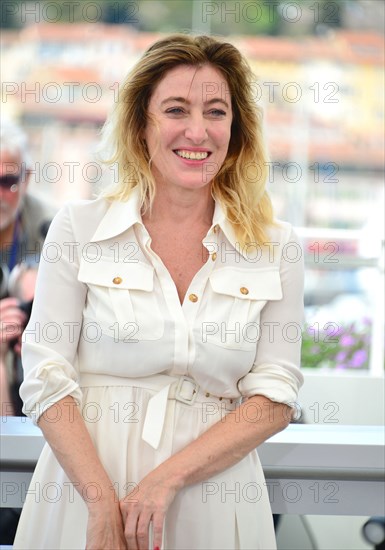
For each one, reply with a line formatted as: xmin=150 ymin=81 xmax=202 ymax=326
xmin=90 ymin=187 xmax=244 ymax=256
xmin=90 ymin=187 xmax=143 ymax=242
xmin=210 ymin=198 xmax=247 ymax=258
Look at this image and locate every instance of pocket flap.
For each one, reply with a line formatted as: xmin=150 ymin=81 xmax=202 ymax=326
xmin=78 ymin=258 xmax=154 ymax=291
xmin=209 ymin=267 xmax=282 ymax=300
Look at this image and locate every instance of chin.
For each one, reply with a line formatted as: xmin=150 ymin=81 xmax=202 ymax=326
xmin=176 ymin=180 xmax=212 ymax=190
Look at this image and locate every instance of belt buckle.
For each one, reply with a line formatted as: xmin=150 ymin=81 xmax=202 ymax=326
xmin=175 ymin=376 xmax=199 ymax=405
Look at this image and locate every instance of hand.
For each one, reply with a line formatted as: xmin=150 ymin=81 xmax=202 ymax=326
xmin=86 ymin=501 xmax=127 ymax=550
xmin=120 ymin=470 xmax=179 ymax=550
xmin=0 ymin=297 xmax=26 ymax=358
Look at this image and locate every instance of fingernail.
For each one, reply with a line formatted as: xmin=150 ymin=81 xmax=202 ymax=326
xmin=154 ymin=547 xmax=160 ymax=550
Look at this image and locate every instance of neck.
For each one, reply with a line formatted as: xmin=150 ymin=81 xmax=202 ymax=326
xmin=143 ymin=183 xmax=215 ymax=227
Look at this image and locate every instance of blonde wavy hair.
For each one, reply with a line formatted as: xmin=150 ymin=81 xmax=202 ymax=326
xmin=100 ymin=33 xmax=274 ymax=246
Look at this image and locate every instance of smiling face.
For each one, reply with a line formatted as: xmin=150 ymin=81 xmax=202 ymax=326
xmin=143 ymin=64 xmax=232 ymax=193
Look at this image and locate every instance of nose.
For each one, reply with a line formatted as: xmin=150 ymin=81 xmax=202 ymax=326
xmin=184 ymin=114 xmax=208 ymax=144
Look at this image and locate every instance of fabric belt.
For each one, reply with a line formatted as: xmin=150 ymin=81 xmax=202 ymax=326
xmin=79 ymin=373 xmax=240 ymax=452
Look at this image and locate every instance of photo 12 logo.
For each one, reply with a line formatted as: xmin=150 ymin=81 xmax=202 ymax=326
xmin=1 ymin=2 xmax=139 ymax=25
xmin=200 ymin=2 xmax=340 ymax=25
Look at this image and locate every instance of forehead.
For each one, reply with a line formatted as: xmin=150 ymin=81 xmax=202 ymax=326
xmin=149 ymin=64 xmax=231 ymax=105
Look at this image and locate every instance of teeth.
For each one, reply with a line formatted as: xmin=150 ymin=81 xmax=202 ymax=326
xmin=176 ymin=150 xmax=209 ymax=160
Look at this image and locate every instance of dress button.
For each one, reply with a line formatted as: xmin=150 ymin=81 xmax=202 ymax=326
xmin=205 ymin=392 xmax=210 ymax=397
xmin=212 ymin=252 xmax=217 ymax=261
xmin=213 ymin=224 xmax=219 ymax=233
xmin=189 ymin=293 xmax=198 ymax=303
xmin=240 ymin=286 xmax=249 ymax=295
xmin=112 ymin=277 xmax=123 ymax=284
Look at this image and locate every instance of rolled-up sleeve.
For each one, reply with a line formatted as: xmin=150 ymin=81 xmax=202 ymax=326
xmin=20 ymin=204 xmax=86 ymax=424
xmin=238 ymin=228 xmax=304 ymax=406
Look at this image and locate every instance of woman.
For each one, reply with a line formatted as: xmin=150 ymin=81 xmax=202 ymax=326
xmin=14 ymin=34 xmax=304 ymax=550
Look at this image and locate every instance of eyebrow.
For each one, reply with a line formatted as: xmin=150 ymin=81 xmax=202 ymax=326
xmin=160 ymin=97 xmax=230 ymax=109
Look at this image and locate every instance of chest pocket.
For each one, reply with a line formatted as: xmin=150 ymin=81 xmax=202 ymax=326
xmin=205 ymin=267 xmax=282 ymax=350
xmin=78 ymin=258 xmax=164 ymax=341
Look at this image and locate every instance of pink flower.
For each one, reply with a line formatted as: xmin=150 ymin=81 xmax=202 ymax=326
xmin=350 ymin=349 xmax=368 ymax=368
xmin=336 ymin=351 xmax=347 ymax=362
xmin=341 ymin=334 xmax=355 ymax=347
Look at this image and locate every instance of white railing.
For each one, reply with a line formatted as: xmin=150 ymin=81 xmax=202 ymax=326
xmin=1 ymin=417 xmax=384 ymax=516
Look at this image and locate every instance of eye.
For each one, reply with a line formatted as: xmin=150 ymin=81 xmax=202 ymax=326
xmin=208 ymin=109 xmax=226 ymax=117
xmin=165 ymin=107 xmax=185 ymax=115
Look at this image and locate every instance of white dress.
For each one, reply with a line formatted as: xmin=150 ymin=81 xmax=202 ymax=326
xmin=14 ymin=188 xmax=304 ymax=550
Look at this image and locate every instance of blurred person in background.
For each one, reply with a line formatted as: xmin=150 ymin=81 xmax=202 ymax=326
xmin=0 ymin=116 xmax=55 ymax=417
xmin=14 ymin=35 xmax=304 ymax=550
xmin=0 ymin=117 xmax=55 ymax=546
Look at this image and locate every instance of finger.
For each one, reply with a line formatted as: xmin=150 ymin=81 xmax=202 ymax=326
xmin=1 ymin=320 xmax=25 ymax=341
xmin=1 ymin=327 xmax=24 ymax=344
xmin=0 ymin=319 xmax=25 ymax=331
xmin=1 ymin=305 xmax=25 ymax=316
xmin=0 ymin=309 xmax=26 ymax=324
xmin=0 ymin=297 xmax=21 ymax=310
xmin=136 ymin=513 xmax=152 ymax=550
xmin=123 ymin=510 xmax=139 ymax=550
xmin=152 ymin=513 xmax=165 ymax=550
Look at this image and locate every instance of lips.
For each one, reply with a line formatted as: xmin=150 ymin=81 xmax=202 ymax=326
xmin=174 ymin=149 xmax=211 ymax=160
